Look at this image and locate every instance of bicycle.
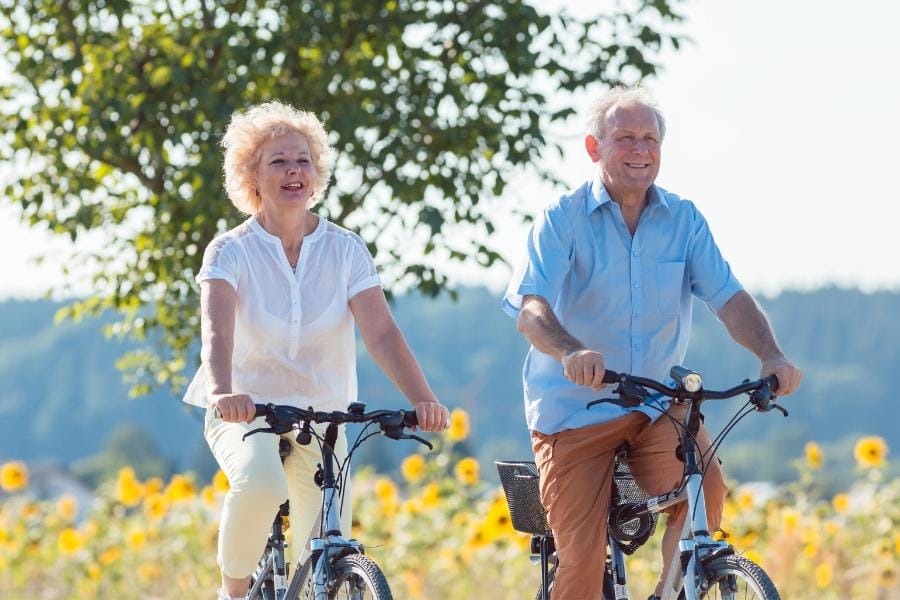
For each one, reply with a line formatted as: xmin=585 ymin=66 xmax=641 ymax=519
xmin=240 ymin=401 xmax=432 ymax=600
xmin=497 ymin=365 xmax=788 ymax=600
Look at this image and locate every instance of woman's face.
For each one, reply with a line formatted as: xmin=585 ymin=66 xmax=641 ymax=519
xmin=254 ymin=130 xmax=316 ymax=213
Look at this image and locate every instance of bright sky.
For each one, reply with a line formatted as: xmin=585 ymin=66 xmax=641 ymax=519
xmin=2 ymin=0 xmax=899 ymax=299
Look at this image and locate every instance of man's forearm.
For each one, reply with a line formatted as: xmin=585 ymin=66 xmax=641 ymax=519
xmin=717 ymin=290 xmax=784 ymax=361
xmin=517 ymin=295 xmax=585 ymax=361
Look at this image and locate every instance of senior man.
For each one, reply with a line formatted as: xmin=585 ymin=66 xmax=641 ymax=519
xmin=502 ymin=86 xmax=802 ymax=599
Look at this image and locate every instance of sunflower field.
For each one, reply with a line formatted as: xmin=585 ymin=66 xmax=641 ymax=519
xmin=0 ymin=410 xmax=897 ymax=599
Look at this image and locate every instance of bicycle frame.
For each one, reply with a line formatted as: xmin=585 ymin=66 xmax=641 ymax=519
xmin=290 ymin=422 xmax=364 ymax=600
xmin=605 ymin=398 xmax=735 ymax=600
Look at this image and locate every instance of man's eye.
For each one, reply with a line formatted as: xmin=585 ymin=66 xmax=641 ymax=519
xmin=619 ymin=136 xmax=634 ymax=142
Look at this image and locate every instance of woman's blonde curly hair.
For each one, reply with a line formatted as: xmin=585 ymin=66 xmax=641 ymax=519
xmin=221 ymin=101 xmax=335 ymax=214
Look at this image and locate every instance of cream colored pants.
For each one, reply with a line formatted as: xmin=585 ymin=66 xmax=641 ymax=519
xmin=205 ymin=409 xmax=352 ymax=579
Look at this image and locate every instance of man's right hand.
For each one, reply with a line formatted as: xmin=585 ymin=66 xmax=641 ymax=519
xmin=562 ymin=349 xmax=607 ymax=391
xmin=211 ymin=393 xmax=256 ymax=423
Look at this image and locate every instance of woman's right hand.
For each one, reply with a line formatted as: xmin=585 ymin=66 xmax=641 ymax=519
xmin=211 ymin=393 xmax=256 ymax=423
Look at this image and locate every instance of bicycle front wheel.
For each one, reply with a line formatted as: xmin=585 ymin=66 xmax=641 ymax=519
xmin=679 ymin=554 xmax=780 ymax=600
xmin=292 ymin=553 xmax=392 ymax=600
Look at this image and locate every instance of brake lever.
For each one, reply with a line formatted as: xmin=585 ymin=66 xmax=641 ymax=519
xmin=242 ymin=427 xmax=278 ymax=441
xmin=769 ymin=403 xmax=789 ymax=417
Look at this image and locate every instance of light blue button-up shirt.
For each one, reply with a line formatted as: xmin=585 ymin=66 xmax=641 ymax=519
xmin=502 ymin=178 xmax=743 ymax=434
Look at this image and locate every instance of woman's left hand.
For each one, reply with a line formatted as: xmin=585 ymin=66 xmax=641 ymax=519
xmin=414 ymin=401 xmax=451 ymax=432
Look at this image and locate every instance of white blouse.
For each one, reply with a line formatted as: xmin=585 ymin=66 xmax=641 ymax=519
xmin=182 ymin=215 xmax=381 ymax=411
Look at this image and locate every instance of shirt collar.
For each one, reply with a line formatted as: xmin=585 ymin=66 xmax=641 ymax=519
xmin=586 ymin=177 xmax=670 ymax=215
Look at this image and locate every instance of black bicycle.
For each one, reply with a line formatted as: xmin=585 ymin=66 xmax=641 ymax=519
xmin=497 ymin=365 xmax=787 ymax=600
xmin=243 ymin=401 xmax=432 ymax=600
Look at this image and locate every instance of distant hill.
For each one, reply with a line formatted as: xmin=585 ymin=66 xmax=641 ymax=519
xmin=1 ymin=286 xmax=897 ymax=488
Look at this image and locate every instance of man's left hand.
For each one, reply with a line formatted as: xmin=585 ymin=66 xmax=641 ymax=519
xmin=760 ymin=356 xmax=802 ymax=396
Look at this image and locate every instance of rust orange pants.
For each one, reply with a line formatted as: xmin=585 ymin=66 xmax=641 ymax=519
xmin=531 ymin=407 xmax=727 ymax=599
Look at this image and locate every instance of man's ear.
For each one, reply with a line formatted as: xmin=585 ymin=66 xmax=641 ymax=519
xmin=585 ymin=134 xmax=601 ymax=163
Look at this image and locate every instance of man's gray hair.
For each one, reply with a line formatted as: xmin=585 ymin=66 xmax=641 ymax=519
xmin=586 ymin=85 xmax=666 ymax=141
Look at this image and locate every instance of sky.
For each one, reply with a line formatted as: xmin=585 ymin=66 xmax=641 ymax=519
xmin=2 ymin=0 xmax=899 ymax=299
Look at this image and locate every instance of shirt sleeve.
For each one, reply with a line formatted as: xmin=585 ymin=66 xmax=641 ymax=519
xmin=501 ymin=205 xmax=573 ymax=318
xmin=348 ymin=235 xmax=382 ymax=299
xmin=688 ymin=207 xmax=743 ymax=312
xmin=196 ymin=236 xmax=240 ymax=291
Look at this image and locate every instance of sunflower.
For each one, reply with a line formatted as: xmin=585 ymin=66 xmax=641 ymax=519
xmin=455 ymin=457 xmax=479 ymax=486
xmin=165 ymin=474 xmax=196 ymax=501
xmin=804 ymin=441 xmax=823 ymax=470
xmin=56 ymin=495 xmax=78 ymax=521
xmin=447 ymin=409 xmax=470 ymax=442
xmin=127 ymin=528 xmax=147 ymax=551
xmin=814 ymin=563 xmax=833 ymax=589
xmin=116 ymin=467 xmax=145 ymax=507
xmin=143 ymin=492 xmax=170 ymax=521
xmin=401 ymin=454 xmax=426 ymax=484
xmin=832 ymin=493 xmax=850 ymax=514
xmin=854 ymin=436 xmax=889 ymax=469
xmin=421 ymin=483 xmax=441 ymax=508
xmin=58 ymin=528 xmax=84 ymax=555
xmin=0 ymin=461 xmax=28 ymax=492
xmin=213 ymin=469 xmax=230 ymax=493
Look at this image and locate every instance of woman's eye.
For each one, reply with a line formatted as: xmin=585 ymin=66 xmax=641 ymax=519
xmin=271 ymin=158 xmax=284 ymax=164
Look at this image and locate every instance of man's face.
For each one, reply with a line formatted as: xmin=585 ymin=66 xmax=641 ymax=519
xmin=587 ymin=103 xmax=662 ymax=199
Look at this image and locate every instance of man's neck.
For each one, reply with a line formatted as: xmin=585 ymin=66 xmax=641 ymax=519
xmin=605 ymin=185 xmax=651 ymax=236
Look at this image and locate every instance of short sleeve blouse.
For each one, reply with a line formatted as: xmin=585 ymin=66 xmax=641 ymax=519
xmin=182 ymin=215 xmax=381 ymax=410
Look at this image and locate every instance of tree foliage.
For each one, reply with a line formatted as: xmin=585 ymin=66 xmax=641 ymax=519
xmin=0 ymin=0 xmax=683 ymax=394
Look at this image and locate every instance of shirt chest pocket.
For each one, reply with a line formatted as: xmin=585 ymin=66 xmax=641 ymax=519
xmin=656 ymin=261 xmax=685 ymax=316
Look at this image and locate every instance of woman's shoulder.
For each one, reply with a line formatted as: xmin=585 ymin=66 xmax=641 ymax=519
xmin=317 ymin=219 xmax=369 ymax=252
xmin=202 ymin=219 xmax=254 ymax=261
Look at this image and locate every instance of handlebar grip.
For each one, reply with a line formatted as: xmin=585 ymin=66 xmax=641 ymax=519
xmin=765 ymin=374 xmax=780 ymax=393
xmin=254 ymin=404 xmax=269 ymax=418
xmin=402 ymin=411 xmax=419 ymax=428
xmin=602 ymin=369 xmax=621 ymax=384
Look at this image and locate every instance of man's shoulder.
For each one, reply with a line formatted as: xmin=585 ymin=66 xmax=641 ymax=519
xmin=655 ymin=186 xmax=703 ymax=220
xmin=543 ymin=180 xmax=594 ymax=220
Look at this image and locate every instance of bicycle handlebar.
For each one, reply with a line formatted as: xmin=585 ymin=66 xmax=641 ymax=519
xmin=594 ymin=367 xmax=785 ymax=415
xmin=247 ymin=403 xmax=432 ymax=449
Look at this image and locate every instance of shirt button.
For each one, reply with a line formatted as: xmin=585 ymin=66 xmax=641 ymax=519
xmin=634 ymin=313 xmax=641 ymax=320
xmin=633 ymin=282 xmax=640 ymax=288
xmin=633 ymin=250 xmax=640 ymax=257
xmin=634 ymin=344 xmax=640 ymax=351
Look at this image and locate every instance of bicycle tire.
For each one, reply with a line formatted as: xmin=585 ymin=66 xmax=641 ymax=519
xmin=677 ymin=554 xmax=780 ymax=600
xmin=534 ymin=564 xmax=616 ymax=600
xmin=291 ymin=553 xmax=392 ymax=599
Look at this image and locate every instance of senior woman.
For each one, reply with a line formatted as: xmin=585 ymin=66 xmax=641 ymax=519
xmin=182 ymin=101 xmax=450 ymax=600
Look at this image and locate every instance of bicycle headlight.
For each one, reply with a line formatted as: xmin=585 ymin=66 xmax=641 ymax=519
xmin=683 ymin=373 xmax=703 ymax=393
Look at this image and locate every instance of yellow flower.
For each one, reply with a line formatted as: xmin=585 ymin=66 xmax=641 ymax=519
xmin=421 ymin=483 xmax=441 ymax=508
xmin=143 ymin=492 xmax=170 ymax=521
xmin=743 ymin=549 xmax=763 ymax=566
xmin=894 ymin=532 xmax=900 ymax=555
xmin=213 ymin=469 xmax=230 ymax=493
xmin=374 ymin=477 xmax=398 ymax=503
xmin=484 ymin=501 xmax=515 ymax=539
xmin=455 ymin=457 xmax=479 ymax=486
xmin=814 ymin=563 xmax=833 ymax=589
xmin=116 ymin=468 xmax=145 ymax=507
xmin=58 ymin=528 xmax=84 ymax=555
xmin=56 ymin=495 xmax=78 ymax=521
xmin=736 ymin=489 xmax=754 ymax=511
xmin=401 ymin=454 xmax=426 ymax=484
xmin=825 ymin=521 xmax=839 ymax=536
xmin=853 ymin=435 xmax=888 ymax=469
xmin=0 ymin=461 xmax=29 ymax=492
xmin=127 ymin=528 xmax=147 ymax=551
xmin=447 ymin=408 xmax=470 ymax=442
xmin=202 ymin=485 xmax=217 ymax=507
xmin=166 ymin=474 xmax=196 ymax=501
xmin=832 ymin=493 xmax=850 ymax=514
xmin=87 ymin=563 xmax=101 ymax=582
xmin=144 ymin=477 xmax=164 ymax=494
xmin=99 ymin=546 xmax=122 ymax=565
xmin=781 ymin=509 xmax=800 ymax=536
xmin=804 ymin=441 xmax=823 ymax=470
xmin=21 ymin=502 xmax=40 ymax=519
